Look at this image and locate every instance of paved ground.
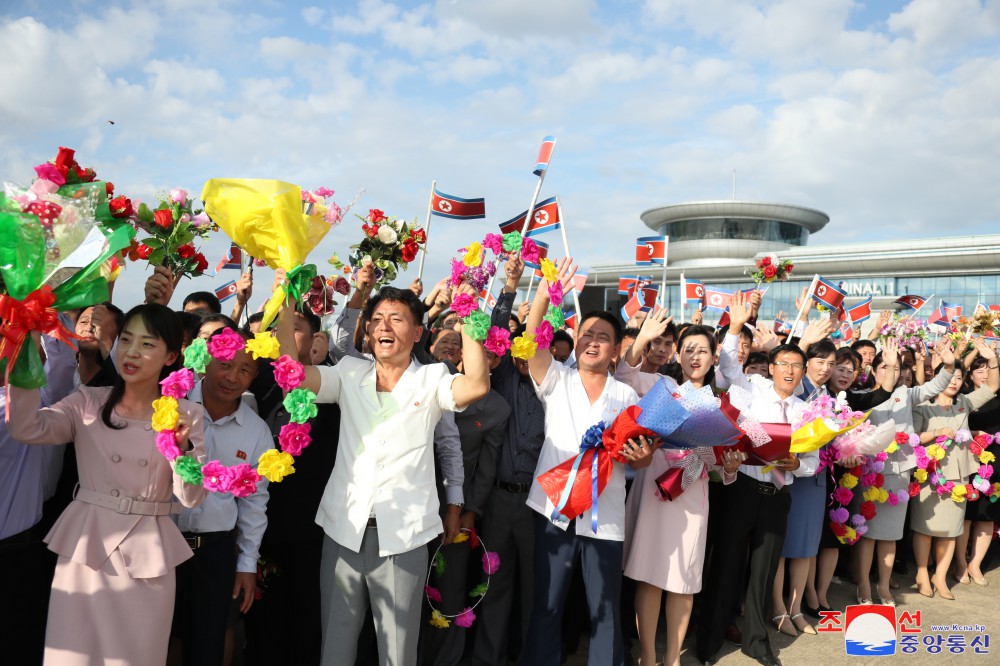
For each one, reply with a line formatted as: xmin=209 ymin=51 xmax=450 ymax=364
xmin=563 ymin=564 xmax=1000 ymax=665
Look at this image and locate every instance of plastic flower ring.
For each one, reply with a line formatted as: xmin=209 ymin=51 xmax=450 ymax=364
xmin=424 ymin=528 xmax=499 ymax=629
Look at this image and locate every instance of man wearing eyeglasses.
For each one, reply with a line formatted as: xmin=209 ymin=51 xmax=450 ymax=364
xmin=697 ymin=292 xmax=817 ymax=666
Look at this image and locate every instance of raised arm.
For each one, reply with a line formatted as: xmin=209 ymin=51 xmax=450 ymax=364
xmin=623 ymin=306 xmax=673 ymax=369
xmin=718 ymin=292 xmax=754 ymax=392
xmin=276 ymin=302 xmax=323 ymax=395
xmin=450 ymin=283 xmax=491 ymax=408
xmin=525 ymin=257 xmax=576 ymax=385
xmin=909 ymin=338 xmax=956 ymax=404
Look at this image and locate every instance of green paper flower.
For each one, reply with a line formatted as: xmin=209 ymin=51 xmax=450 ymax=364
xmin=501 ymin=231 xmax=522 ymax=253
xmin=283 ymin=388 xmax=318 ymax=423
xmin=463 ymin=310 xmax=491 ymax=342
xmin=183 ymin=338 xmax=211 ymax=373
xmin=174 ymin=455 xmax=204 ymax=485
xmin=543 ymin=305 xmax=565 ymax=329
xmin=469 ymin=582 xmax=488 ymax=598
xmin=433 ymin=551 xmax=446 ymax=576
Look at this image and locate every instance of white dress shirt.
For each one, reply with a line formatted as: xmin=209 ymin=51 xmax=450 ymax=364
xmin=314 ymin=356 xmax=465 ymax=556
xmin=178 ymin=382 xmax=274 ymax=572
xmin=717 ymin=333 xmax=818 ymax=486
xmin=527 ymin=361 xmax=639 ymax=541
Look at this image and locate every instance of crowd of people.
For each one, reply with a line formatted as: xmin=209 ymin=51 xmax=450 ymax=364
xmin=2 ymin=251 xmax=999 ymax=666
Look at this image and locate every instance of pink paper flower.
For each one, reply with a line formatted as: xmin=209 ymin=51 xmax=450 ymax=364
xmin=451 ymin=292 xmax=478 ymax=318
xmin=160 ymin=369 xmax=196 ymax=399
xmin=314 ymin=186 xmax=335 ymax=198
xmin=156 ymin=430 xmax=182 ymax=461
xmin=829 ymin=507 xmax=849 ymax=523
xmin=208 ymin=328 xmax=246 ymax=362
xmin=886 ymin=492 xmax=899 ymax=506
xmin=482 ymin=551 xmax=500 ymax=575
xmin=424 ymin=585 xmax=442 ymax=602
xmin=34 ymin=162 xmax=66 ymax=185
xmin=229 ymin=464 xmax=262 ymax=497
xmin=455 ymin=607 xmax=476 ymax=628
xmin=483 ymin=326 xmax=512 ymax=357
xmin=169 ymin=188 xmax=188 ymax=204
xmin=979 ymin=464 xmax=994 ymax=479
xmin=278 ymin=422 xmax=312 ymax=456
xmin=253 ymin=258 xmax=267 ymax=267
xmin=325 ymin=201 xmax=343 ymax=226
xmin=333 ymin=276 xmax=351 ymax=295
xmin=547 ymin=283 xmax=563 ymax=306
xmin=521 ymin=239 xmax=540 ymax=265
xmin=482 ymin=233 xmax=503 ymax=255
xmin=202 ymin=460 xmax=234 ymax=493
xmin=534 ymin=320 xmax=554 ymax=350
xmin=832 ymin=487 xmax=853 ymax=505
xmin=875 ymin=452 xmax=888 ymax=462
xmin=271 ymin=355 xmax=306 ymax=392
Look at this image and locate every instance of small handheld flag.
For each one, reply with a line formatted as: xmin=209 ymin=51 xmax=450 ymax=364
xmin=846 ymin=297 xmax=872 ymax=325
xmin=635 ymin=236 xmax=667 ymax=266
xmin=619 ymin=275 xmax=639 ymax=296
xmin=942 ymin=301 xmax=962 ymax=321
xmin=684 ymin=279 xmax=705 ymax=303
xmin=774 ymin=318 xmax=793 ymax=334
xmin=215 ymin=242 xmax=242 ymax=274
xmin=215 ymin=280 xmax=238 ymax=303
xmin=811 ymin=277 xmax=848 ymax=311
xmin=533 ymin=136 xmax=556 ymax=176
xmin=621 ymin=292 xmax=650 ymax=322
xmin=563 ymin=308 xmax=577 ymax=331
xmin=640 ymin=286 xmax=659 ymax=308
xmin=430 ymin=188 xmax=486 ymax=220
xmin=498 ymin=196 xmax=560 ymax=237
xmin=702 ymin=287 xmax=733 ymax=312
xmin=893 ymin=294 xmax=927 ymax=311
xmin=928 ymin=305 xmax=949 ymax=327
xmin=839 ymin=320 xmax=855 ymax=342
xmin=478 ymin=287 xmax=498 ymax=314
xmin=572 ymin=270 xmax=588 ymax=295
xmin=523 ymin=239 xmax=550 ymax=270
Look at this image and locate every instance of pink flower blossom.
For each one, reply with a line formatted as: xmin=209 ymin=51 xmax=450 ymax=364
xmin=450 ymin=259 xmax=466 ymax=287
xmin=482 ymin=551 xmax=500 ymax=575
xmin=190 ymin=212 xmax=212 ymax=228
xmin=208 ymin=328 xmax=246 ymax=362
xmin=482 ymin=233 xmax=503 ymax=255
xmin=169 ymin=188 xmax=188 ymax=204
xmin=875 ymin=452 xmax=888 ymax=462
xmin=229 ymin=464 xmax=262 ymax=498
xmin=979 ymin=464 xmax=994 ymax=479
xmin=156 ymin=430 xmax=182 ymax=461
xmin=455 ymin=607 xmax=476 ymax=628
xmin=333 ymin=277 xmax=351 ymax=295
xmin=253 ymin=258 xmax=267 ymax=267
xmin=202 ymin=460 xmax=235 ymax=493
xmin=34 ymin=162 xmax=66 ymax=185
xmin=424 ymin=585 xmax=442 ymax=602
xmin=521 ymin=239 xmax=540 ymax=265
xmin=547 ymin=283 xmax=563 ymax=306
xmin=326 ymin=201 xmax=343 ymax=226
xmin=314 ymin=186 xmax=335 ymax=198
xmin=271 ymin=355 xmax=306 ymax=392
xmin=451 ymin=292 xmax=478 ymax=318
xmin=278 ymin=422 xmax=312 ymax=456
xmin=886 ymin=493 xmax=899 ymax=506
xmin=160 ymin=369 xmax=196 ymax=399
xmin=483 ymin=326 xmax=512 ymax=357
xmin=535 ymin=320 xmax=554 ymax=350
xmin=832 ymin=487 xmax=854 ymax=505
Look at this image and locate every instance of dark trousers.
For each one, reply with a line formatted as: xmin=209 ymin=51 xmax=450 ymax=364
xmin=697 ymin=474 xmax=791 ymax=661
xmin=522 ymin=514 xmax=624 ymax=666
xmin=419 ymin=539 xmax=471 ymax=666
xmin=173 ymin=534 xmax=237 ymax=666
xmin=0 ymin=524 xmax=57 ymax=666
xmin=244 ymin=539 xmax=324 ymax=666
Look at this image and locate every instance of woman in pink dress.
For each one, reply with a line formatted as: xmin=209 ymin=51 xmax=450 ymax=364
xmin=8 ymin=304 xmax=207 ymax=665
xmin=616 ymin=310 xmax=721 ymax=666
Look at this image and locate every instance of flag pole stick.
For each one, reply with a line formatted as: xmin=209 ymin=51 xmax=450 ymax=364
xmin=791 ymin=275 xmax=819 ymax=338
xmin=554 ymin=198 xmax=583 ymax=321
xmin=680 ymin=273 xmax=686 ymax=323
xmin=515 ymin=139 xmax=553 ymax=312
xmin=659 ymin=261 xmax=667 ymax=310
xmin=525 ymin=274 xmax=536 ymax=302
xmin=416 ymin=179 xmax=436 ymax=283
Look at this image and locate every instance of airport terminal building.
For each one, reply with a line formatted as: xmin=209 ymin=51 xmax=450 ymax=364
xmin=574 ymin=200 xmax=1000 ymax=325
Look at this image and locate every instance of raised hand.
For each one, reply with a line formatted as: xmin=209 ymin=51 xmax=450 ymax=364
xmin=517 ymin=301 xmax=531 ymax=323
xmin=636 ymin=307 xmax=674 ymax=350
xmin=690 ymin=308 xmax=703 ymax=325
xmin=408 ymin=277 xmax=423 ymax=298
xmin=794 ymin=286 xmax=815 ymax=315
xmin=728 ymin=291 xmax=752 ymax=332
xmin=972 ymin=336 xmax=997 ymax=361
xmin=882 ymin=335 xmax=900 ymax=369
xmin=144 ymin=265 xmax=175 ymax=306
xmin=504 ymin=254 xmax=525 ymax=292
xmin=935 ymin=338 xmax=956 ymax=368
xmin=800 ymin=317 xmax=836 ymax=348
xmin=235 ymin=272 xmax=253 ymax=305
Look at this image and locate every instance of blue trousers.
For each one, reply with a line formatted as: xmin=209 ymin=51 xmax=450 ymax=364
xmin=522 ymin=514 xmax=624 ymax=666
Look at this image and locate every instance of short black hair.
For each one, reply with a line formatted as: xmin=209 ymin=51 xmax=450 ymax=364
xmin=176 ymin=310 xmax=203 ymax=341
xmin=509 ymin=314 xmax=521 ymax=326
xmin=183 ymin=291 xmax=222 ymax=314
xmin=551 ymin=330 xmax=574 ymax=348
xmin=623 ymin=326 xmax=641 ymax=340
xmin=743 ymin=351 xmax=769 ymax=369
xmin=198 ymin=313 xmax=238 ymax=332
xmin=295 ymin=304 xmax=322 ymax=334
xmin=363 ymin=287 xmax=425 ymax=327
xmin=851 ymin=339 xmax=877 ymax=353
xmin=769 ymin=343 xmax=806 ymax=365
xmin=835 ymin=347 xmax=861 ymax=371
xmin=805 ymin=339 xmax=837 ymax=361
xmin=581 ymin=311 xmax=624 ymax=343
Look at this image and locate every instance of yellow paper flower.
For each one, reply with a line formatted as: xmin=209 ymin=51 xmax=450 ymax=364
xmin=151 ymin=396 xmax=180 ymax=432
xmin=863 ymin=487 xmax=880 ymax=502
xmin=884 ymin=442 xmax=899 ymax=454
xmin=257 ymin=449 xmax=296 ymax=483
xmin=914 ymin=468 xmax=928 ymax=483
xmin=926 ymin=444 xmax=946 ymax=461
xmin=844 ymin=526 xmax=857 ymax=542
xmin=463 ymin=242 xmax=484 ymax=268
xmin=876 ymin=488 xmax=889 ymax=503
xmin=510 ymin=332 xmax=538 ymax=360
xmin=980 ymin=451 xmax=996 ymax=464
xmin=429 ymin=610 xmax=451 ymax=629
xmin=540 ymin=258 xmax=558 ymax=283
xmin=840 ymin=473 xmax=858 ymax=489
xmin=951 ymin=485 xmax=967 ymax=503
xmin=245 ymin=332 xmax=281 ymax=360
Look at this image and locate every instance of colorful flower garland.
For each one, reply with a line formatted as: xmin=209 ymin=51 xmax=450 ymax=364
xmin=449 ymin=231 xmax=565 ymax=359
xmin=151 ymin=328 xmax=319 ymax=494
xmin=424 ymin=528 xmax=500 ymax=629
xmin=909 ymin=430 xmax=999 ymax=503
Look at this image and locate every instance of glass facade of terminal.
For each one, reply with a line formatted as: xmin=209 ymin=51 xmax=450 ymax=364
xmin=599 ymin=274 xmax=1000 ymax=323
xmin=661 ymin=218 xmax=810 ymax=245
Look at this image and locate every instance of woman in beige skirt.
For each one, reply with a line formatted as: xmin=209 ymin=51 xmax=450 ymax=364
xmin=911 ymin=339 xmax=998 ymax=600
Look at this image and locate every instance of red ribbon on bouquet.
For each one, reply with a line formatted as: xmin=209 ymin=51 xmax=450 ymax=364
xmin=0 ymin=286 xmax=79 ymax=388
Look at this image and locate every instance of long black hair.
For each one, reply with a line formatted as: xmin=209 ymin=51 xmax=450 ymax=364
xmin=101 ymin=304 xmax=185 ymax=429
xmin=675 ymin=324 xmax=717 ymax=386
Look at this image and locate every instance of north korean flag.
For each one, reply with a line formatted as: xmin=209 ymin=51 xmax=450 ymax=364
xmin=524 ymin=239 xmax=550 ymax=270
xmin=846 ymin=297 xmax=872 ymax=325
xmin=533 ymin=135 xmax=556 ymax=176
xmin=497 ymin=196 xmax=560 ymax=238
xmin=989 ymin=305 xmax=1000 ymax=312
xmin=773 ymin=318 xmax=793 ymax=334
xmin=572 ymin=270 xmax=588 ymax=295
xmin=942 ymin=301 xmax=962 ymax=321
xmin=928 ymin=305 xmax=949 ymax=326
xmin=811 ymin=277 xmax=848 ymax=311
xmin=431 ymin=188 xmax=486 ymax=220
xmin=684 ymin=279 xmax=705 ymax=303
xmin=563 ymin=308 xmax=577 ymax=331
xmin=478 ymin=288 xmax=498 ymax=314
xmin=619 ymin=275 xmax=639 ymax=296
xmin=620 ymin=292 xmax=650 ymax=322
xmin=893 ymin=294 xmax=927 ymax=311
xmin=635 ymin=236 xmax=667 ymax=266
xmin=640 ymin=286 xmax=659 ymax=308
xmin=839 ymin=321 xmax=855 ymax=342
xmin=703 ymin=287 xmax=733 ymax=312
xmin=215 ymin=279 xmax=238 ymax=303
xmin=215 ymin=242 xmax=242 ymax=274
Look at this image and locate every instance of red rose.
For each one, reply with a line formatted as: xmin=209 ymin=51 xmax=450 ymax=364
xmin=763 ymin=265 xmax=777 ymax=279
xmin=105 ymin=182 xmax=114 ymax=197
xmin=153 ymin=208 xmax=174 ymax=229
xmin=177 ymin=244 xmax=196 ymax=259
xmin=760 ymin=256 xmax=771 ymax=266
xmin=785 ymin=263 xmax=794 ymax=272
xmin=136 ymin=244 xmax=153 ymax=260
xmin=409 ymin=228 xmax=427 ymax=245
xmin=109 ymin=196 xmax=133 ymax=219
xmin=400 ymin=240 xmax=418 ymax=263
xmin=364 ymin=223 xmax=380 ymax=238
xmin=829 ymin=522 xmax=847 ymax=537
xmin=860 ymin=501 xmax=877 ymax=520
xmin=368 ymin=208 xmax=386 ymax=223
xmin=194 ymin=253 xmax=208 ymax=273
xmin=54 ymin=146 xmax=76 ymax=174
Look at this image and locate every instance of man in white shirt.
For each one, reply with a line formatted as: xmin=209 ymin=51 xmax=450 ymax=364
xmin=276 ymin=284 xmax=490 ymax=666
xmin=697 ymin=293 xmax=812 ymax=666
xmin=521 ymin=258 xmax=657 ymax=666
xmin=174 ymin=329 xmax=274 ymax=666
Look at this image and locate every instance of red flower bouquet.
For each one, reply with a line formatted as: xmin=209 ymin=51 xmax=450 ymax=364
xmin=134 ymin=188 xmax=215 ymax=280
